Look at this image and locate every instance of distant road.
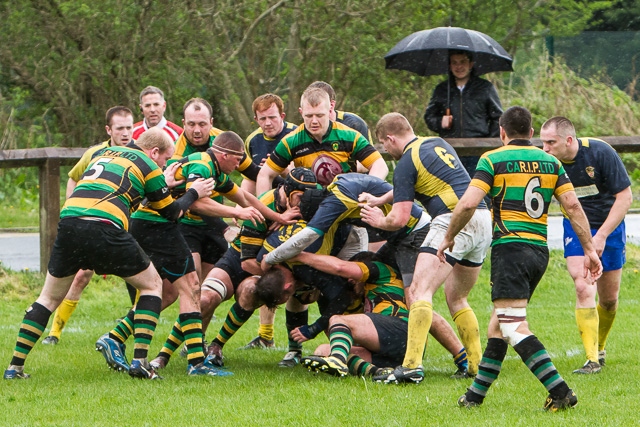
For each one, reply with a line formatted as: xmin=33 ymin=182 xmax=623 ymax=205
xmin=1 ymin=215 xmax=638 ymax=272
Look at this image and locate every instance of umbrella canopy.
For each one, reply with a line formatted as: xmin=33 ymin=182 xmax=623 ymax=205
xmin=384 ymin=26 xmax=513 ymax=76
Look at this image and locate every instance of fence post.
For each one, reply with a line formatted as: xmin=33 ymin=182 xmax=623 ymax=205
xmin=39 ymin=158 xmax=61 ymax=273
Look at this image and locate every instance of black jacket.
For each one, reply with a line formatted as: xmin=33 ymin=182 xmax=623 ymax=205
xmin=424 ymin=74 xmax=503 ymax=138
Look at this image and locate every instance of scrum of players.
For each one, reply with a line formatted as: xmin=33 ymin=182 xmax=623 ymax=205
xmin=6 ymin=80 xmax=627 ymax=413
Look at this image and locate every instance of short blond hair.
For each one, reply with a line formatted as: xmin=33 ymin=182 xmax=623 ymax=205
xmin=375 ymin=112 xmax=413 ymax=141
xmin=300 ymin=87 xmax=330 ymax=108
xmin=541 ymin=116 xmax=577 ymax=139
xmin=136 ymin=127 xmax=172 ymax=153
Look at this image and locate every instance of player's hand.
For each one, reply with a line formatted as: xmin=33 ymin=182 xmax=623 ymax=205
xmin=260 ymin=258 xmax=273 ymax=273
xmin=442 ymin=115 xmax=453 ymax=129
xmin=436 ymin=237 xmax=455 ymax=263
xmin=206 ymin=342 xmax=224 ymax=367
xmin=163 ymin=162 xmax=184 ymax=188
xmin=360 ymin=204 xmax=385 ymax=228
xmin=583 ymin=249 xmax=603 ymax=284
xmin=234 ymin=206 xmax=265 ymax=226
xmin=358 ymin=192 xmax=382 ymax=207
xmin=592 ymin=232 xmax=607 ymax=257
xmin=290 ymin=327 xmax=310 ymax=344
xmin=189 ymin=178 xmax=215 ymax=198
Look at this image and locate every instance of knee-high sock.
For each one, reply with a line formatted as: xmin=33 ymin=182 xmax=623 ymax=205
xmin=10 ymin=302 xmax=52 ymax=366
xmin=453 ymin=307 xmax=481 ymax=375
xmin=402 ymin=300 xmax=432 ymax=369
xmin=467 ymin=338 xmax=508 ymax=403
xmin=453 ymin=347 xmax=469 ymax=372
xmin=258 ymin=323 xmax=274 ymax=341
xmin=212 ymin=302 xmax=255 ymax=348
xmin=109 ymin=309 xmax=135 ymax=344
xmin=347 ymin=354 xmax=379 ymax=377
xmin=575 ymin=307 xmax=598 ymax=362
xmin=513 ymin=335 xmax=570 ymax=398
xmin=48 ymin=299 xmax=78 ymax=339
xmin=156 ymin=319 xmax=184 ymax=361
xmin=285 ymin=309 xmax=308 ymax=352
xmin=328 ymin=323 xmax=353 ymax=363
xmin=133 ymin=295 xmax=161 ymax=360
xmin=181 ymin=312 xmax=205 ymax=366
xmin=597 ymin=304 xmax=616 ymax=351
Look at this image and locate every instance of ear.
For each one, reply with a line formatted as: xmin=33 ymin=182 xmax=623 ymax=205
xmin=105 ymin=125 xmax=112 ymax=136
xmin=528 ymin=127 xmax=534 ymax=139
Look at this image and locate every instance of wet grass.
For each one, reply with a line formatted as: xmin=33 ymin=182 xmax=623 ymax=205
xmin=1 ymin=247 xmax=639 ymax=426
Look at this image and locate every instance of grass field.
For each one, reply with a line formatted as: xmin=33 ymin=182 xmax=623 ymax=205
xmin=1 ymin=247 xmax=639 ymax=427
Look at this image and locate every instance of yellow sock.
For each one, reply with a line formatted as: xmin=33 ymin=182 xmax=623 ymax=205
xmin=258 ymin=323 xmax=274 ymax=341
xmin=402 ymin=300 xmax=432 ymax=369
xmin=452 ymin=307 xmax=481 ymax=375
xmin=597 ymin=304 xmax=617 ymax=351
xmin=49 ymin=299 xmax=79 ymax=338
xmin=575 ymin=307 xmax=599 ymax=362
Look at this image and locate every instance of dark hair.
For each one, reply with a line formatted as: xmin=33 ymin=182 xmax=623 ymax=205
xmin=499 ymin=106 xmax=532 ymax=139
xmin=255 ymin=268 xmax=288 ymax=309
xmin=105 ymin=106 xmax=133 ymax=127
xmin=449 ymin=50 xmax=473 ymax=62
xmin=348 ymin=251 xmax=378 ymax=263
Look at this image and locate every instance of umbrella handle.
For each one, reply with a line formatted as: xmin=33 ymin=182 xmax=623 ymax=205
xmin=446 ymin=108 xmax=450 ymax=116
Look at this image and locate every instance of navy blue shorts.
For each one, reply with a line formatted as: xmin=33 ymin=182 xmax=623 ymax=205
xmin=563 ymin=218 xmax=626 ymax=271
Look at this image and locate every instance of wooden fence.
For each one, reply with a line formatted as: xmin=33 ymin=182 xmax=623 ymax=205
xmin=0 ymin=136 xmax=639 ymax=272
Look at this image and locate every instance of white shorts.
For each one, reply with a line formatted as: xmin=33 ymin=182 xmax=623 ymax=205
xmin=421 ymin=209 xmax=492 ymax=266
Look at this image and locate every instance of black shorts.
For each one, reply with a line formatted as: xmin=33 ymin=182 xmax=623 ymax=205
xmin=130 ymin=218 xmax=195 ymax=283
xmin=214 ymin=246 xmax=251 ymax=290
xmin=179 ymin=222 xmax=228 ymax=265
xmin=48 ymin=217 xmax=150 ymax=278
xmin=366 ymin=313 xmax=408 ymax=368
xmin=376 ymin=224 xmax=430 ymax=281
xmin=490 ymin=242 xmax=549 ymax=301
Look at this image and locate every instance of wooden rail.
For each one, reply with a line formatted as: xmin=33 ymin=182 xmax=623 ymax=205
xmin=0 ymin=136 xmax=638 ymax=272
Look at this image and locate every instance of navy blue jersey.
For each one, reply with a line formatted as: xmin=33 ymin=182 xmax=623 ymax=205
xmin=561 ymin=138 xmax=631 ymax=228
xmin=393 ymin=137 xmax=486 ymax=218
xmin=306 ymin=174 xmax=423 ymax=237
xmin=336 ymin=110 xmax=372 ymax=142
xmin=244 ymin=121 xmax=297 ymax=166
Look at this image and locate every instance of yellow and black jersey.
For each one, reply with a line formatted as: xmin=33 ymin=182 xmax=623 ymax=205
xmin=393 ymin=137 xmax=484 ymax=218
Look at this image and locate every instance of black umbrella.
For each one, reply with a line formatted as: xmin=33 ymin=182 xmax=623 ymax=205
xmin=384 ymin=26 xmax=513 ymax=76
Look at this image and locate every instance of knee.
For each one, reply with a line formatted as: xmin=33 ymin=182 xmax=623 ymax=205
xmin=599 ymin=299 xmax=618 ymax=312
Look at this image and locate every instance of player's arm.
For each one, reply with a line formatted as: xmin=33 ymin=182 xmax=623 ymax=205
xmin=263 ymin=227 xmax=321 ymax=265
xmin=366 ymin=157 xmax=389 ymax=180
xmin=358 ymin=189 xmax=393 ymax=207
xmin=360 ymin=200 xmax=412 ymax=231
xmin=293 ymin=252 xmax=365 ymax=282
xmin=65 ymin=178 xmax=78 ymax=199
xmin=256 ymin=164 xmax=281 ymax=197
xmin=226 ymin=187 xmax=298 ymax=225
xmin=557 ymin=189 xmax=603 ymax=282
xmin=437 ymin=186 xmax=487 ymax=261
xmin=593 ymin=186 xmax=632 ymax=252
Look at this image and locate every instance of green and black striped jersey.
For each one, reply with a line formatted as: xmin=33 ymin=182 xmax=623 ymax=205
xmin=239 ymin=188 xmax=281 ymax=260
xmin=470 ymin=139 xmax=574 ymax=246
xmin=265 ymin=121 xmax=382 ymax=174
xmin=61 ymin=144 xmax=174 ymax=230
xmin=356 ymin=260 xmax=408 ymax=320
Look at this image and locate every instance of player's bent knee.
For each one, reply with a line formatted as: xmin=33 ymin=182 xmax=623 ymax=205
xmin=202 ymin=277 xmax=228 ymax=301
xmin=496 ymin=307 xmax=529 ymax=346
